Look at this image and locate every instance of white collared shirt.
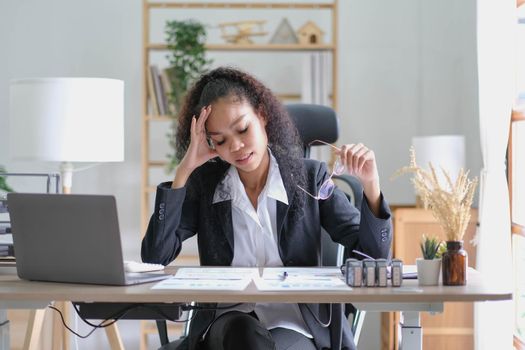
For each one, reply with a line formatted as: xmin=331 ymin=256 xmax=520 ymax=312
xmin=212 ymin=151 xmax=312 ymax=338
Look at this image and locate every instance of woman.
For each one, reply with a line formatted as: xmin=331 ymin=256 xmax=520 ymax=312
xmin=141 ymin=66 xmax=392 ymax=350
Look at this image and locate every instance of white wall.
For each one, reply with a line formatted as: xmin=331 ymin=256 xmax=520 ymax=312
xmin=0 ymin=1 xmax=480 ymax=349
xmin=341 ymin=0 xmax=480 ymax=205
xmin=0 ymin=0 xmax=144 ymax=260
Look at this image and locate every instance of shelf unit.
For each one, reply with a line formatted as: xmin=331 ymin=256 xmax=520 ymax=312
xmin=141 ymin=0 xmax=338 ymax=233
xmin=141 ymin=1 xmax=338 ymax=347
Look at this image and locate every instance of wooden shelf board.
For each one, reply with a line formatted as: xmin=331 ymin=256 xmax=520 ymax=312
xmin=148 ymin=43 xmax=335 ymax=51
xmin=147 ymin=2 xmax=334 ymax=10
xmin=512 ymin=109 xmax=525 ymax=122
xmin=148 ymin=160 xmax=169 ymax=167
xmin=512 ymin=222 xmax=525 ymax=237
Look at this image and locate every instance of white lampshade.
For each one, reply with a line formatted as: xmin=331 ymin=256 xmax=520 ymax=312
xmin=9 ymin=78 xmax=124 ymax=162
xmin=411 ymin=135 xmax=466 ymax=187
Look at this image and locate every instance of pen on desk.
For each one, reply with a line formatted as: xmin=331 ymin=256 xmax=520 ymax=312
xmin=280 ymin=271 xmax=288 ymax=281
xmin=352 ymin=249 xmax=374 ymax=260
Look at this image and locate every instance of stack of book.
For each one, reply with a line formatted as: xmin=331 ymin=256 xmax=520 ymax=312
xmin=0 ymin=197 xmax=14 ymax=259
xmin=0 ymin=240 xmax=14 ymax=257
xmin=147 ymin=64 xmax=177 ymax=117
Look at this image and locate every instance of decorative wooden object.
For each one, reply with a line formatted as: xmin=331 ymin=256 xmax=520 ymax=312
xmin=297 ymin=20 xmax=325 ymax=44
xmin=219 ymin=20 xmax=268 ymax=44
xmin=270 ymin=18 xmax=298 ymax=44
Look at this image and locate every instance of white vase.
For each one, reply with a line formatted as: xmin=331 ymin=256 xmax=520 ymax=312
xmin=416 ymin=258 xmax=442 ymax=286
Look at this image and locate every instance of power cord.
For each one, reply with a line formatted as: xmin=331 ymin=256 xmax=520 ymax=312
xmin=48 ymin=302 xmax=246 ymax=339
xmin=48 ymin=304 xmax=125 ymax=339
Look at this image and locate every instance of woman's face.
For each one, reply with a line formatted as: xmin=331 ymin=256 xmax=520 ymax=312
xmin=205 ymin=97 xmax=269 ymax=175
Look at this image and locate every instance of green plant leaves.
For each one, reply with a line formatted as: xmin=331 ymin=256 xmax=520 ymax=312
xmin=420 ymin=234 xmax=444 ymax=260
xmin=165 ymin=20 xmax=212 ymax=109
xmin=164 ymin=20 xmax=213 ymax=172
xmin=0 ymin=166 xmax=14 ymax=193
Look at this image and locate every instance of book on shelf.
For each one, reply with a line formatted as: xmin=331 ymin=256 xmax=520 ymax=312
xmin=0 ymin=233 xmax=13 ymax=257
xmin=148 ymin=65 xmax=177 ymax=117
xmin=149 ymin=65 xmax=167 ymax=116
xmin=147 ymin=65 xmax=160 ymax=116
xmin=0 ymin=244 xmax=14 ymax=258
xmin=0 ymin=199 xmax=7 ymax=213
xmin=160 ymin=68 xmax=177 ymax=116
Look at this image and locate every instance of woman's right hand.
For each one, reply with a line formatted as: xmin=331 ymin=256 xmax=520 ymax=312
xmin=172 ymin=106 xmax=218 ymax=188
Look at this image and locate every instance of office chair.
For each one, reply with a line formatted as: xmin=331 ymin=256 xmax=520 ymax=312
xmin=157 ymin=103 xmax=365 ymax=349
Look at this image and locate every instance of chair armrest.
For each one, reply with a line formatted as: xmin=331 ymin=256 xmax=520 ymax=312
xmin=333 ymin=174 xmax=363 ymax=209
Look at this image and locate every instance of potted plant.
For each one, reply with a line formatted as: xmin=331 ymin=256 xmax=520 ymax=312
xmin=165 ymin=19 xmax=212 ymax=171
xmin=0 ymin=166 xmax=14 ymax=193
xmin=416 ymin=234 xmax=444 ymax=286
xmin=395 ymin=147 xmax=478 ymax=285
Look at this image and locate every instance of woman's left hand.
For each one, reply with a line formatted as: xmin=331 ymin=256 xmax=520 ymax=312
xmin=338 ymin=143 xmax=379 ymax=185
xmin=338 ymin=143 xmax=382 ymax=215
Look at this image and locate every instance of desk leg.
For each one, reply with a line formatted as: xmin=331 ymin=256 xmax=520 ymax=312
xmin=24 ymin=309 xmax=46 ymax=350
xmin=0 ymin=310 xmax=9 ymax=350
xmin=105 ymin=323 xmax=125 ymax=350
xmin=399 ymin=311 xmax=422 ymax=350
xmin=51 ymin=301 xmax=71 ymax=350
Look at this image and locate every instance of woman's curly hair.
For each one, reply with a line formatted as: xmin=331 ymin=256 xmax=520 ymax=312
xmin=175 ymin=66 xmax=306 ymax=217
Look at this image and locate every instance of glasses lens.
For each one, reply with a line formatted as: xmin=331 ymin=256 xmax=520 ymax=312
xmin=333 ymin=158 xmax=345 ymax=175
xmin=318 ymin=180 xmax=335 ymax=200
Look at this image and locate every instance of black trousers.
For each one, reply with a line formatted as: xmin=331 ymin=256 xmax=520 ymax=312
xmin=201 ymin=311 xmax=317 ymax=350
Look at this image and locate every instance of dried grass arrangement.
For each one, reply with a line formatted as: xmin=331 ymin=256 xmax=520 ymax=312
xmin=394 ymin=147 xmax=479 ymax=241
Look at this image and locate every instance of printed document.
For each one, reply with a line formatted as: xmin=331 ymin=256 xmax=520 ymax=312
xmin=254 ymin=267 xmax=351 ymax=291
xmin=152 ymin=267 xmax=258 ymax=291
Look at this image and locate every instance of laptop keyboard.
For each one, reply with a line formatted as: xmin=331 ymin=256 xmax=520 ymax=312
xmin=124 ymin=261 xmax=164 ymax=273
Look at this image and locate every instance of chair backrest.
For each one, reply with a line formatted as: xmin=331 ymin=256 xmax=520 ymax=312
xmin=286 ymin=104 xmax=339 ymax=158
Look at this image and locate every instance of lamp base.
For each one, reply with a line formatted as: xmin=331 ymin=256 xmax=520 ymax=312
xmin=59 ymin=162 xmax=73 ymax=194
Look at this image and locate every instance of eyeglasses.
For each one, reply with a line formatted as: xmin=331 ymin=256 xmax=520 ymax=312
xmin=297 ymin=140 xmax=345 ymax=200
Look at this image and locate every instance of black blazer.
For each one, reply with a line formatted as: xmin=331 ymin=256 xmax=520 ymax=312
xmin=142 ymin=158 xmax=392 ymax=350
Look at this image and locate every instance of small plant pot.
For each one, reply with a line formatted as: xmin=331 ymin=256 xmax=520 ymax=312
xmin=416 ymin=258 xmax=442 ymax=286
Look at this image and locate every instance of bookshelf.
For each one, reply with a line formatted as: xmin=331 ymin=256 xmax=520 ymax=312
xmin=141 ymin=2 xmax=338 ymax=346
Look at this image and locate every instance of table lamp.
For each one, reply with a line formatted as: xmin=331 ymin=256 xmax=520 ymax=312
xmin=9 ymin=78 xmax=124 ymax=193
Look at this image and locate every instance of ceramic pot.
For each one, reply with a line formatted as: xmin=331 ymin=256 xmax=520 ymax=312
xmin=416 ymin=258 xmax=442 ymax=286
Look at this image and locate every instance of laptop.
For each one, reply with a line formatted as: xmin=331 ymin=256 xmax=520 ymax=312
xmin=7 ymin=193 xmax=170 ymax=286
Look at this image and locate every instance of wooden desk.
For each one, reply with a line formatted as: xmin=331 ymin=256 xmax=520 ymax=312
xmin=0 ymin=266 xmax=511 ymax=350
